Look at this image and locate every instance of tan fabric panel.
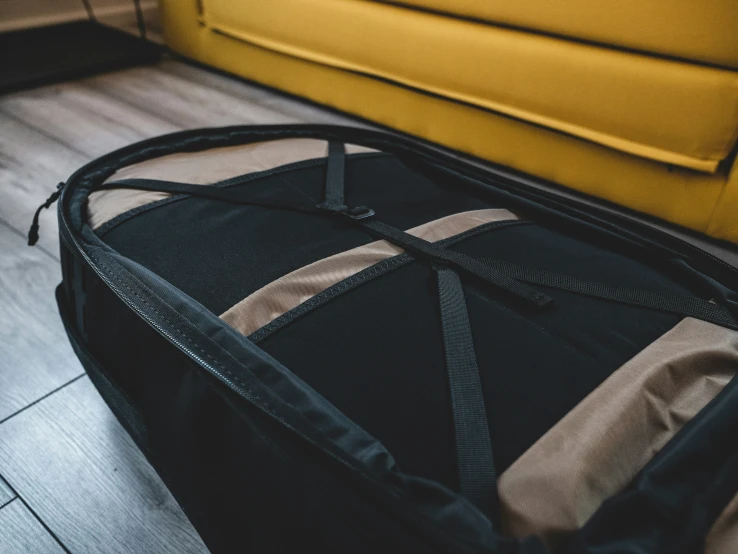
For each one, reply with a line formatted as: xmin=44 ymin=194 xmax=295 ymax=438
xmin=86 ymin=139 xmax=376 ymax=230
xmin=220 ymin=209 xmax=518 ymax=336
xmin=706 ymin=492 xmax=738 ymax=554
xmin=498 ymin=317 xmax=738 ymax=549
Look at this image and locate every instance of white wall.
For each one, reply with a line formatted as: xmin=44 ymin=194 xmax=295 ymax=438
xmin=0 ymin=0 xmax=159 ymax=33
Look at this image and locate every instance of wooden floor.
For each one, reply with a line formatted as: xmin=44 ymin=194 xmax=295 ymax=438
xmin=0 ymin=56 xmax=360 ymax=553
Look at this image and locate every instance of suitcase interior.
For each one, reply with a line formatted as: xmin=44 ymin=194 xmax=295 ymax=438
xmin=57 ymin=126 xmax=738 ymax=553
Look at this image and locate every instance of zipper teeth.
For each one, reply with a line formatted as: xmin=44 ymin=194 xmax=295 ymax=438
xmin=490 ymin=174 xmax=738 ymax=275
xmin=574 ymin=201 xmax=738 ymax=273
xmin=61 ymin=218 xmax=243 ymax=397
xmin=582 ymin=202 xmax=738 ymax=274
xmin=60 ymin=213 xmax=388 ymax=474
xmin=431 ymin=160 xmax=738 ymax=277
xmin=104 ymin=274 xmax=238 ymax=390
xmin=60 ymin=216 xmax=488 ymax=552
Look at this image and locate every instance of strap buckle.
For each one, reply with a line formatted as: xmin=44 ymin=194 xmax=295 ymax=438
xmin=317 ymin=202 xmax=375 ymax=220
xmin=343 ymin=206 xmax=375 ymax=220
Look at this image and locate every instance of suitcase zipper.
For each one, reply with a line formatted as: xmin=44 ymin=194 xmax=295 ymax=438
xmin=58 ymin=209 xmax=374 ymax=473
xmin=28 ymin=181 xmax=65 ymax=246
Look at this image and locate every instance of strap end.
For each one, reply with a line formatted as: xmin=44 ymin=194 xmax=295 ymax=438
xmin=27 ymin=224 xmax=40 ymax=246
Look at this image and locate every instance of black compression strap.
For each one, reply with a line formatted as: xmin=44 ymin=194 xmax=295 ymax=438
xmin=100 ymin=179 xmax=324 ymax=216
xmin=318 ymin=141 xmax=347 ymax=211
xmin=99 ymin=177 xmax=736 ymax=328
xmin=360 ymin=218 xmax=552 ymax=308
xmin=436 ymin=268 xmax=498 ymax=517
xmin=314 ymin=143 xmax=551 ymax=308
xmin=102 ymin=177 xmax=549 ymax=307
xmin=482 ymin=259 xmax=738 ymax=328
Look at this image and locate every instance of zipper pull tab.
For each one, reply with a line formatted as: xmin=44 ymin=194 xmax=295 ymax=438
xmin=28 ymin=182 xmax=65 ymax=246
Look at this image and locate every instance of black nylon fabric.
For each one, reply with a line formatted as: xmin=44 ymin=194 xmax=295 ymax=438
xmin=79 ymin=268 xmax=488 ymax=554
xmin=258 ymin=222 xmax=685 ymax=487
xmin=102 ymin=154 xmax=494 ymax=315
xmin=259 ymin=262 xmax=457 ymax=487
xmin=450 ymin=224 xmax=697 ymax=361
xmin=437 ymin=267 xmax=498 ymax=517
xmin=318 ymin=141 xmax=347 ymax=210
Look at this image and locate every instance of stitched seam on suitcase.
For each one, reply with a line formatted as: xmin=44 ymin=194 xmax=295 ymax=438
xmin=88 ymin=253 xmax=295 ymax=424
xmin=248 ymin=219 xmax=530 ymax=342
xmin=87 ymin=249 xmax=418 ymax=504
xmin=220 ymin=209 xmax=523 ymax=337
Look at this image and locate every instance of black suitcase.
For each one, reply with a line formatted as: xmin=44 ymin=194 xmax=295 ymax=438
xmin=42 ymin=125 xmax=738 ymax=553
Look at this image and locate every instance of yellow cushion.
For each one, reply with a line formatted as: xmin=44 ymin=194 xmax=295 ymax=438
xmin=198 ymin=0 xmax=738 ymax=173
xmin=707 ymin=160 xmax=738 ymax=244
xmin=160 ymin=0 xmax=738 ymax=244
xmin=390 ymin=0 xmax=738 ymax=69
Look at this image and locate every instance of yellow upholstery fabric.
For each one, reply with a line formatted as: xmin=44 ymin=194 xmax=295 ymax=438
xmin=160 ymin=0 xmax=738 ymax=244
xmin=199 ymin=0 xmax=738 ymax=173
xmin=389 ymin=0 xmax=738 ymax=69
xmin=707 ymin=159 xmax=738 ymax=243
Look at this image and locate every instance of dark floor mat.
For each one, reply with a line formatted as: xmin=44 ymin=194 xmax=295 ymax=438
xmin=0 ymin=20 xmax=161 ymax=94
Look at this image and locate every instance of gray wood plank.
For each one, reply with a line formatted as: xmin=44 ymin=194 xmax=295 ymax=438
xmin=158 ymin=60 xmax=366 ymax=127
xmin=0 ymin=112 xmax=88 ymax=253
xmin=0 ymin=82 xmax=181 ymax=158
xmin=0 ymin=475 xmax=15 ymax=507
xmin=0 ymin=223 xmax=84 ymax=422
xmin=0 ymin=60 xmax=367 ymax=254
xmin=0 ymin=377 xmax=208 ymax=554
xmin=159 ymin=59 xmax=291 ymax=106
xmin=0 ymin=500 xmax=65 ymax=554
xmin=85 ymin=64 xmax=302 ymax=128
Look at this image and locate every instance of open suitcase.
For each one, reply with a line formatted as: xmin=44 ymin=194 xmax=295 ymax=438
xmin=45 ymin=125 xmax=738 ymax=553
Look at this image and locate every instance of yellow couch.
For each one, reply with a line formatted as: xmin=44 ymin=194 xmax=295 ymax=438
xmin=160 ymin=0 xmax=738 ymax=244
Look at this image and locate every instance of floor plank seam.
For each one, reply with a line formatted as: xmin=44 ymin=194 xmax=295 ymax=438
xmin=75 ymin=76 xmax=188 ymax=131
xmin=0 ymin=373 xmax=86 ymax=427
xmin=0 ymin=107 xmax=91 ymax=159
xmin=0 ymin=495 xmax=17 ymax=512
xmin=0 ymin=481 xmax=71 ymax=552
xmin=0 ymin=218 xmax=59 ymax=261
xmin=15 ymin=495 xmax=74 ymax=554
